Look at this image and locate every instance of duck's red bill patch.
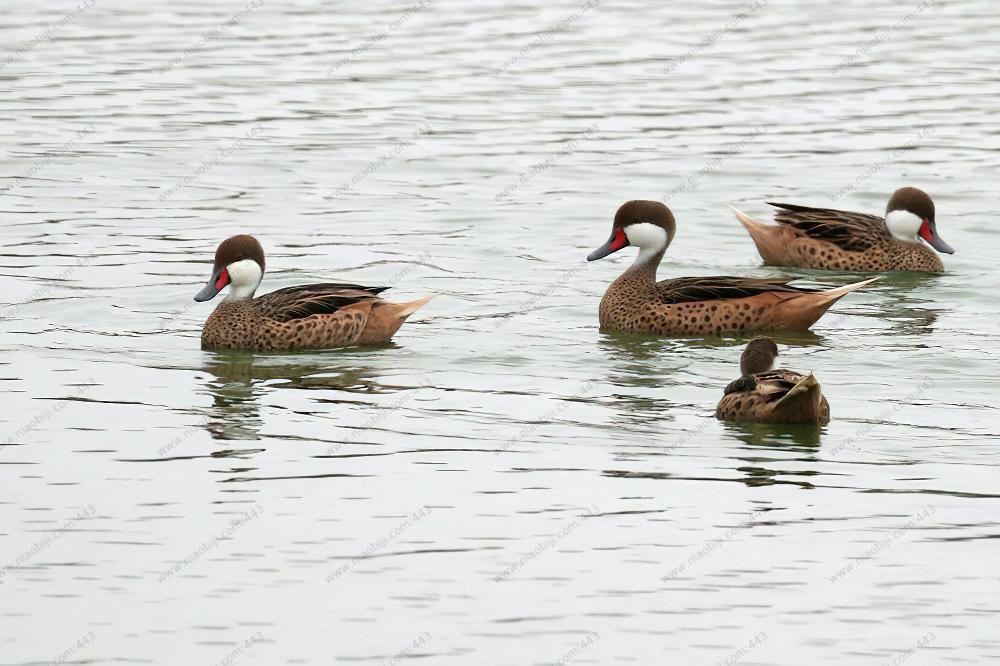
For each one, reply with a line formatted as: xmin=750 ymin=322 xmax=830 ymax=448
xmin=919 ymin=219 xmax=934 ymax=243
xmin=610 ymin=229 xmax=628 ymax=251
xmin=215 ymin=269 xmax=230 ymax=290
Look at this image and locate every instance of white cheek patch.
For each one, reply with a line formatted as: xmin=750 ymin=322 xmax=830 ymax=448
xmin=624 ymin=222 xmax=668 ymax=248
xmin=885 ymin=209 xmax=923 ymax=243
xmin=225 ymin=259 xmax=263 ymax=300
xmin=624 ymin=222 xmax=669 ymax=265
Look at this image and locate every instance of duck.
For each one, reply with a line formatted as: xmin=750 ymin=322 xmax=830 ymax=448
xmin=193 ymin=235 xmax=434 ymax=351
xmin=731 ymin=186 xmax=954 ymax=273
xmin=715 ymin=337 xmax=830 ymax=424
xmin=586 ymin=200 xmax=876 ymax=336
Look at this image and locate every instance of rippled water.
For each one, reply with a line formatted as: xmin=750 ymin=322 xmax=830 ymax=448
xmin=2 ymin=0 xmax=999 ymax=663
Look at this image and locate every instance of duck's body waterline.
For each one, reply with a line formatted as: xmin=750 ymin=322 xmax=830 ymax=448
xmin=589 ymin=200 xmax=876 ymax=336
xmin=715 ymin=337 xmax=830 ymax=424
xmin=733 ymin=187 xmax=953 ymax=273
xmin=194 ymin=235 xmax=433 ymax=352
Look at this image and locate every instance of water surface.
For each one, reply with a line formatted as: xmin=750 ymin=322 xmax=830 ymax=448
xmin=2 ymin=0 xmax=999 ymax=663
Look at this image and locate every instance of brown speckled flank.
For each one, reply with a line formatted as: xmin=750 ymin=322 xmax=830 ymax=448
xmin=733 ymin=188 xmax=951 ymax=273
xmin=201 ymin=299 xmax=374 ymax=351
xmin=195 ymin=235 xmax=433 ymax=352
xmin=590 ymin=201 xmax=876 ymax=336
xmin=715 ymin=338 xmax=830 ymax=424
xmin=597 ymin=272 xmax=873 ymax=335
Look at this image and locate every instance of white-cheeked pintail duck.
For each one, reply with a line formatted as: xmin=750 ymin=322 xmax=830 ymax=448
xmin=587 ymin=201 xmax=876 ymax=336
xmin=715 ymin=337 xmax=830 ymax=424
xmin=731 ymin=187 xmax=954 ymax=273
xmin=194 ymin=235 xmax=434 ymax=351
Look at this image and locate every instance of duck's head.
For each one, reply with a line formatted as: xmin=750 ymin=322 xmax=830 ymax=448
xmin=194 ymin=234 xmax=266 ymax=302
xmin=884 ymin=187 xmax=953 ymax=255
xmin=587 ymin=200 xmax=676 ymax=262
xmin=740 ymin=337 xmax=778 ymax=376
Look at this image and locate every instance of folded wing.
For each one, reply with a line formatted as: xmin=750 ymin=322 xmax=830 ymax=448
xmin=253 ymin=283 xmax=389 ymax=322
xmin=723 ymin=370 xmax=801 ymax=400
xmin=767 ymin=202 xmax=889 ymax=252
xmin=655 ymin=276 xmax=818 ymax=304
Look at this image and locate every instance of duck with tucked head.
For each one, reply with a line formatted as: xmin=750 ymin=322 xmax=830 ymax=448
xmin=731 ymin=186 xmax=954 ymax=273
xmin=715 ymin=337 xmax=830 ymax=424
xmin=587 ymin=200 xmax=876 ymax=335
xmin=194 ymin=235 xmax=434 ymax=351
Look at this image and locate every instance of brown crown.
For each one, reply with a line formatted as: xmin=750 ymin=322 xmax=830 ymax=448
xmin=886 ymin=187 xmax=934 ymax=222
xmin=740 ymin=337 xmax=779 ymax=376
xmin=613 ymin=200 xmax=676 ymax=241
xmin=214 ymin=234 xmax=265 ymax=272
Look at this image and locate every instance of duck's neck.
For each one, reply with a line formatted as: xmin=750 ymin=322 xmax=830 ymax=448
xmin=622 ymin=247 xmax=665 ymax=284
xmin=618 ymin=222 xmax=669 ymax=284
xmin=741 ymin=351 xmax=776 ymax=376
xmin=208 ymin=298 xmax=250 ymax=317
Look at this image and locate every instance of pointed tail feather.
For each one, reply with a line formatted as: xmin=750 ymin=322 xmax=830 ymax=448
xmin=730 ymin=205 xmax=786 ymax=264
xmin=774 ymin=373 xmax=819 ymax=409
xmin=811 ymin=277 xmax=880 ymax=305
xmin=729 ymin=205 xmax=765 ymax=232
xmin=395 ymin=293 xmax=436 ymax=319
xmin=355 ymin=295 xmax=435 ymax=345
xmin=774 ymin=277 xmax=878 ymax=330
xmin=773 ymin=373 xmax=827 ymax=422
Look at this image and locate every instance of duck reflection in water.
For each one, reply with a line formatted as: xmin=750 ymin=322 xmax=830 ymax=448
xmin=200 ymin=349 xmax=390 ymax=440
xmin=765 ymin=270 xmax=940 ymax=336
xmin=594 ymin=331 xmax=688 ymax=428
xmin=595 ymin=330 xmax=827 ymax=428
xmin=723 ymin=420 xmax=823 ymax=488
xmin=844 ymin=271 xmax=941 ymax=335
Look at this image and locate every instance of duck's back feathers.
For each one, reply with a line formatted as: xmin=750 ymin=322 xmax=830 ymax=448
xmin=723 ymin=369 xmax=801 ymax=398
xmin=716 ymin=368 xmax=829 ymax=424
xmin=748 ymin=370 xmax=806 ymax=400
xmin=655 ymin=276 xmax=817 ymax=305
xmin=253 ymin=283 xmax=389 ymax=322
xmin=767 ymin=202 xmax=889 ymax=252
xmin=734 ymin=204 xmax=944 ymax=273
xmin=723 ymin=375 xmax=758 ymax=395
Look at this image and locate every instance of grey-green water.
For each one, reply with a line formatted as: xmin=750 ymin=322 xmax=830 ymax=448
xmin=1 ymin=1 xmax=999 ymax=664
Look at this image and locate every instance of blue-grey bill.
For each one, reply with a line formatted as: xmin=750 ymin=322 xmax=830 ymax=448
xmin=929 ymin=232 xmax=954 ymax=254
xmin=193 ymin=281 xmax=219 ymax=302
xmin=194 ymin=269 xmax=224 ymax=302
xmin=587 ymin=240 xmax=616 ymax=261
